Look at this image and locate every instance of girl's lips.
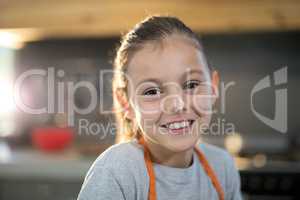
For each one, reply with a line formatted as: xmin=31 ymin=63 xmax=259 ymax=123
xmin=160 ymin=120 xmax=195 ymax=128
xmin=160 ymin=120 xmax=195 ymax=135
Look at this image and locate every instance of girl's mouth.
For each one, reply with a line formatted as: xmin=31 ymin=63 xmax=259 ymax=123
xmin=160 ymin=120 xmax=195 ymax=135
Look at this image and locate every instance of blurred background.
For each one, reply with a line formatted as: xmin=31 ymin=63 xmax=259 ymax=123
xmin=0 ymin=0 xmax=300 ymax=199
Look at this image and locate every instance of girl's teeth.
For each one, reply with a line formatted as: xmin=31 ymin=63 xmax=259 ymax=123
xmin=167 ymin=121 xmax=189 ymax=129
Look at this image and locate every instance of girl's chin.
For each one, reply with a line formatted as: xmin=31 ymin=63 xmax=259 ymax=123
xmin=162 ymin=136 xmax=199 ymax=153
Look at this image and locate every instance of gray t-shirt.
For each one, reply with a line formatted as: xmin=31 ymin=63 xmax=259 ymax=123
xmin=77 ymin=139 xmax=242 ymax=200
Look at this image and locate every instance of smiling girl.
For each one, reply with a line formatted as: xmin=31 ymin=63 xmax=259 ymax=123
xmin=78 ymin=15 xmax=242 ymax=200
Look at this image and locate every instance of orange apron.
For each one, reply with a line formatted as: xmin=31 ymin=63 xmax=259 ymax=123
xmin=138 ymin=137 xmax=225 ymax=200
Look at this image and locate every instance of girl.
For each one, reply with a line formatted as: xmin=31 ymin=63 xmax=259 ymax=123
xmin=78 ymin=15 xmax=242 ymax=200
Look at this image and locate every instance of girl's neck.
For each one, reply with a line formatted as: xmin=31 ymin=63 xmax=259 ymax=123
xmin=142 ymin=138 xmax=194 ymax=168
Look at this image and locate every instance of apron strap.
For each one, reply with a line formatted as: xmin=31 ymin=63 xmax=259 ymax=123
xmin=194 ymin=147 xmax=225 ymax=200
xmin=139 ymin=137 xmax=157 ymax=200
xmin=138 ymin=137 xmax=225 ymax=200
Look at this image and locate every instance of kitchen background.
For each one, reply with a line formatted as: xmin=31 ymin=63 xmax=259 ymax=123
xmin=0 ymin=1 xmax=300 ymax=200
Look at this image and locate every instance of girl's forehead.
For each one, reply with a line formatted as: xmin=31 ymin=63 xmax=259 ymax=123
xmin=126 ymin=36 xmax=209 ymax=86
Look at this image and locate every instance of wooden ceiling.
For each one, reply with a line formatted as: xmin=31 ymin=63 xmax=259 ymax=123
xmin=0 ymin=0 xmax=300 ymax=43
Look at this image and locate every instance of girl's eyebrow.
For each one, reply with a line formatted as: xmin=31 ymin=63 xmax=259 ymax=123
xmin=136 ymin=69 xmax=206 ymax=86
xmin=183 ymin=69 xmax=209 ymax=81
xmin=136 ymin=78 xmax=162 ymax=87
xmin=184 ymin=69 xmax=205 ymax=76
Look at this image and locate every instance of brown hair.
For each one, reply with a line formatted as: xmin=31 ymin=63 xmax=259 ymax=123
xmin=112 ymin=15 xmax=209 ymax=143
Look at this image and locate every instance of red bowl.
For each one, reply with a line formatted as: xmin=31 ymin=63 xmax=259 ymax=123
xmin=32 ymin=127 xmax=74 ymax=152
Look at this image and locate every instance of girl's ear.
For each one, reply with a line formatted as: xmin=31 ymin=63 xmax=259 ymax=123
xmin=115 ymin=89 xmax=135 ymax=120
xmin=211 ymin=70 xmax=220 ymax=104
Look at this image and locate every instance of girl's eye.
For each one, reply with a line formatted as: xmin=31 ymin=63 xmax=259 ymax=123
xmin=184 ymin=80 xmax=200 ymax=90
xmin=143 ymin=88 xmax=161 ymax=96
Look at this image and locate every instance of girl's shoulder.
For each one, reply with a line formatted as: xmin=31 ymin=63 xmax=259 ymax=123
xmin=198 ymin=142 xmax=234 ymax=163
xmin=92 ymin=140 xmax=236 ymax=172
xmin=95 ymin=140 xmax=143 ymax=166
xmin=90 ymin=139 xmax=144 ymax=171
xmin=78 ymin=140 xmax=147 ymax=200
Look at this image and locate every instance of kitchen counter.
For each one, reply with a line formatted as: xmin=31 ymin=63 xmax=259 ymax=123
xmin=0 ymin=147 xmax=94 ymax=181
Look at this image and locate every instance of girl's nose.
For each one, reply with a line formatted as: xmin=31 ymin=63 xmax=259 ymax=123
xmin=162 ymin=93 xmax=186 ymax=114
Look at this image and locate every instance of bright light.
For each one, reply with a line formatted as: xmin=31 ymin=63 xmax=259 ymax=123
xmin=0 ymin=79 xmax=15 ymax=137
xmin=253 ymin=154 xmax=267 ymax=168
xmin=0 ymin=31 xmax=24 ymax=49
xmin=0 ymin=47 xmax=15 ymax=137
xmin=0 ymin=141 xmax=11 ymax=162
xmin=0 ymin=80 xmax=15 ymax=114
xmin=225 ymin=133 xmax=243 ymax=155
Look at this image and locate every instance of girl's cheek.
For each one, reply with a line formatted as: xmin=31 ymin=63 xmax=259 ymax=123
xmin=136 ymin=101 xmax=160 ymax=134
xmin=192 ymin=114 xmax=212 ymax=135
xmin=135 ymin=100 xmax=162 ymax=132
xmin=136 ymin=99 xmax=162 ymax=115
xmin=191 ymin=94 xmax=214 ymax=115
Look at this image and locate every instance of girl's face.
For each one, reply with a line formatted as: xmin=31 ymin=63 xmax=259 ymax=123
xmin=126 ymin=34 xmax=219 ymax=153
